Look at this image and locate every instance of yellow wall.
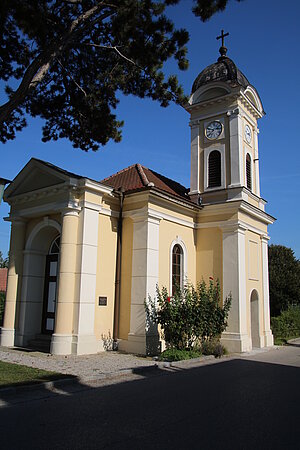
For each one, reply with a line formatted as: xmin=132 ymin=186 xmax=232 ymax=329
xmin=238 ymin=212 xmax=268 ymax=234
xmin=94 ymin=214 xmax=118 ymax=340
xmin=118 ymin=217 xmax=133 ymax=340
xmin=196 ymin=227 xmax=223 ymax=292
xmin=245 ymin=230 xmax=263 ymax=337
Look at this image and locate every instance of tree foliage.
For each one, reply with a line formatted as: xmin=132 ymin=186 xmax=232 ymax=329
xmin=271 ymin=305 xmax=300 ymax=343
xmin=0 ymin=0 xmax=239 ymax=151
xmin=0 ymin=251 xmax=8 ymax=269
xmin=268 ymin=244 xmax=300 ymax=316
xmin=146 ymin=279 xmax=231 ymax=350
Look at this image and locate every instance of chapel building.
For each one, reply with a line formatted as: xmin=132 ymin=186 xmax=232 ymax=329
xmin=0 ymin=41 xmax=275 ymax=355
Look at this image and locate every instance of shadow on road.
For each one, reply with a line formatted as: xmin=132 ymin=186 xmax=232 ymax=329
xmin=0 ymin=356 xmax=299 ymax=449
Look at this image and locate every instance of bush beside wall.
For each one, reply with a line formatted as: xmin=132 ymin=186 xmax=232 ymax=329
xmin=271 ymin=305 xmax=300 ymax=345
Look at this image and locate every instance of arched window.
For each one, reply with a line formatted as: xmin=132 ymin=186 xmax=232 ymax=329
xmin=246 ymin=153 xmax=252 ymax=190
xmin=208 ymin=150 xmax=221 ymax=188
xmin=42 ymin=235 xmax=60 ymax=334
xmin=172 ymin=244 xmax=183 ymax=295
xmin=49 ymin=235 xmax=60 ymax=254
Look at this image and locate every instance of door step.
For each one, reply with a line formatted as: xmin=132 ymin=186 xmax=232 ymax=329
xmin=28 ymin=334 xmax=51 ymax=353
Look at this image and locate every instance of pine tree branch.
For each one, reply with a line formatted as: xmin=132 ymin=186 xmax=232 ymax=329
xmin=0 ymin=2 xmax=116 ymax=124
xmin=57 ymin=59 xmax=87 ymax=96
xmin=86 ymin=43 xmax=137 ymax=66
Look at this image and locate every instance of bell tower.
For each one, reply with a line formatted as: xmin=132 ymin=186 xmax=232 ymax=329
xmin=185 ymin=31 xmax=264 ymax=210
xmin=186 ymin=33 xmax=275 ymax=352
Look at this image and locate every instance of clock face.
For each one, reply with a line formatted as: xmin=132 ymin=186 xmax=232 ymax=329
xmin=205 ymin=121 xmax=223 ymax=140
xmin=245 ymin=124 xmax=252 ymax=143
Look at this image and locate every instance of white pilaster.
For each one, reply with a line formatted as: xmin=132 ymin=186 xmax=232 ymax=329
xmin=228 ymin=112 xmax=244 ymax=188
xmin=254 ymin=129 xmax=261 ymax=197
xmin=221 ymin=224 xmax=251 ymax=352
xmin=0 ymin=219 xmax=26 ymax=347
xmin=189 ymin=123 xmax=200 ymax=194
xmin=123 ymin=212 xmax=160 ymax=355
xmin=261 ymin=235 xmax=273 ymax=347
xmin=72 ymin=205 xmax=99 ymax=355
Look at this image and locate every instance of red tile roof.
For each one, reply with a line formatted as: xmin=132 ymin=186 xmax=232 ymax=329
xmin=0 ymin=268 xmax=7 ymax=292
xmin=100 ymin=164 xmax=190 ymax=200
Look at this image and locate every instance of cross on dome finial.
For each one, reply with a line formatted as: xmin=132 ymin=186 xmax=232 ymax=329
xmin=216 ymin=29 xmax=229 ymax=59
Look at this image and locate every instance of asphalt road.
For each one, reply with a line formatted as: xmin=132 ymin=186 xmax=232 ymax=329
xmin=1 ymin=344 xmax=299 ymax=450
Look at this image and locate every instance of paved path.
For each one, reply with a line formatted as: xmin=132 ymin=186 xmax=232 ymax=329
xmin=0 ymin=342 xmax=299 ymax=450
xmin=1 ymin=339 xmax=299 ymax=382
xmin=0 ymin=346 xmax=157 ymax=381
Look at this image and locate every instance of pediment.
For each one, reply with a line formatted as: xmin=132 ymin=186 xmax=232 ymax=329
xmin=5 ymin=159 xmax=74 ymax=199
xmin=195 ymin=87 xmax=230 ymax=103
xmin=243 ymin=86 xmax=264 ymax=115
xmin=188 ymin=82 xmax=232 ymax=106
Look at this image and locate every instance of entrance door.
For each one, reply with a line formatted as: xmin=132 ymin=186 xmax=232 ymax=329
xmin=42 ymin=253 xmax=59 ymax=334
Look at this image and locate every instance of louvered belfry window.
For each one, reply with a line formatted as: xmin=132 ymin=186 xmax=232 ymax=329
xmin=246 ymin=153 xmax=252 ymax=190
xmin=208 ymin=150 xmax=221 ymax=188
xmin=172 ymin=244 xmax=183 ymax=296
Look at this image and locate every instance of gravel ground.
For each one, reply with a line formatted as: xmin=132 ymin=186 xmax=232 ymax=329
xmin=0 ymin=346 xmax=157 ymax=381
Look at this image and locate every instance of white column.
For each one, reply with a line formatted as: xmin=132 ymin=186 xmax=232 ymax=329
xmin=254 ymin=129 xmax=261 ymax=197
xmin=51 ymin=208 xmax=79 ymax=355
xmin=72 ymin=205 xmax=100 ymax=355
xmin=228 ymin=112 xmax=244 ymax=188
xmin=0 ymin=219 xmax=26 ymax=347
xmin=124 ymin=213 xmax=160 ymax=355
xmin=261 ymin=235 xmax=273 ymax=347
xmin=189 ymin=123 xmax=200 ymax=195
xmin=221 ymin=224 xmax=251 ymax=352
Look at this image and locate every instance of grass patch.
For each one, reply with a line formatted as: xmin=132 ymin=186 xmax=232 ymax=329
xmin=158 ymin=348 xmax=202 ymax=362
xmin=0 ymin=361 xmax=71 ymax=388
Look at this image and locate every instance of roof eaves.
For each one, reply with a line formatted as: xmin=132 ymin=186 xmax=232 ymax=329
xmin=123 ymin=185 xmax=200 ymax=210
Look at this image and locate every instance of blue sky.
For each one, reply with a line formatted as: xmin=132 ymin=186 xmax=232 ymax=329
xmin=1 ymin=0 xmax=300 ymax=258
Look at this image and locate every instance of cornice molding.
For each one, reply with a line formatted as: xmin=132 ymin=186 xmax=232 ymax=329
xmin=78 ymin=178 xmax=114 ymax=196
xmin=5 ymin=183 xmax=70 ymax=205
xmin=239 ymin=201 xmax=275 ymax=225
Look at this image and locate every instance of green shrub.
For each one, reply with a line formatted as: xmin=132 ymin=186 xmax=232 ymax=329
xmin=271 ymin=305 xmax=300 ymax=344
xmin=145 ymin=279 xmax=231 ymax=351
xmin=159 ymin=348 xmax=202 ymax=362
xmin=201 ymin=338 xmax=227 ymax=358
xmin=0 ymin=291 xmax=5 ymax=326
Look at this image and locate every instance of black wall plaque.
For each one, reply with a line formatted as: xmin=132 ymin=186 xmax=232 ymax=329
xmin=99 ymin=296 xmax=107 ymax=306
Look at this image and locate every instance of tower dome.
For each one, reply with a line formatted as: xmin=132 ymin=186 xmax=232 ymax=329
xmin=187 ymin=31 xmax=264 ymax=117
xmin=191 ymin=55 xmax=250 ymax=94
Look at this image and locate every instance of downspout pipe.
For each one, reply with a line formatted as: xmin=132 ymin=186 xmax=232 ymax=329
xmin=113 ymin=188 xmax=124 ymax=346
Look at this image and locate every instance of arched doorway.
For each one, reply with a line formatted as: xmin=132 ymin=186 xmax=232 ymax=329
xmin=41 ymin=236 xmax=60 ymax=334
xmin=250 ymin=289 xmax=260 ymax=348
xmin=16 ymin=219 xmax=61 ymax=348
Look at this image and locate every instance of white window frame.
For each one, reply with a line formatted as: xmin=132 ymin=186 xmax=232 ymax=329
xmin=169 ymin=237 xmax=187 ymax=295
xmin=204 ymin=143 xmax=226 ymax=191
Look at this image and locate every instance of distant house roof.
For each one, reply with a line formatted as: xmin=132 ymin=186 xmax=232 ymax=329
xmin=0 ymin=268 xmax=8 ymax=292
xmin=100 ymin=163 xmax=190 ymax=201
